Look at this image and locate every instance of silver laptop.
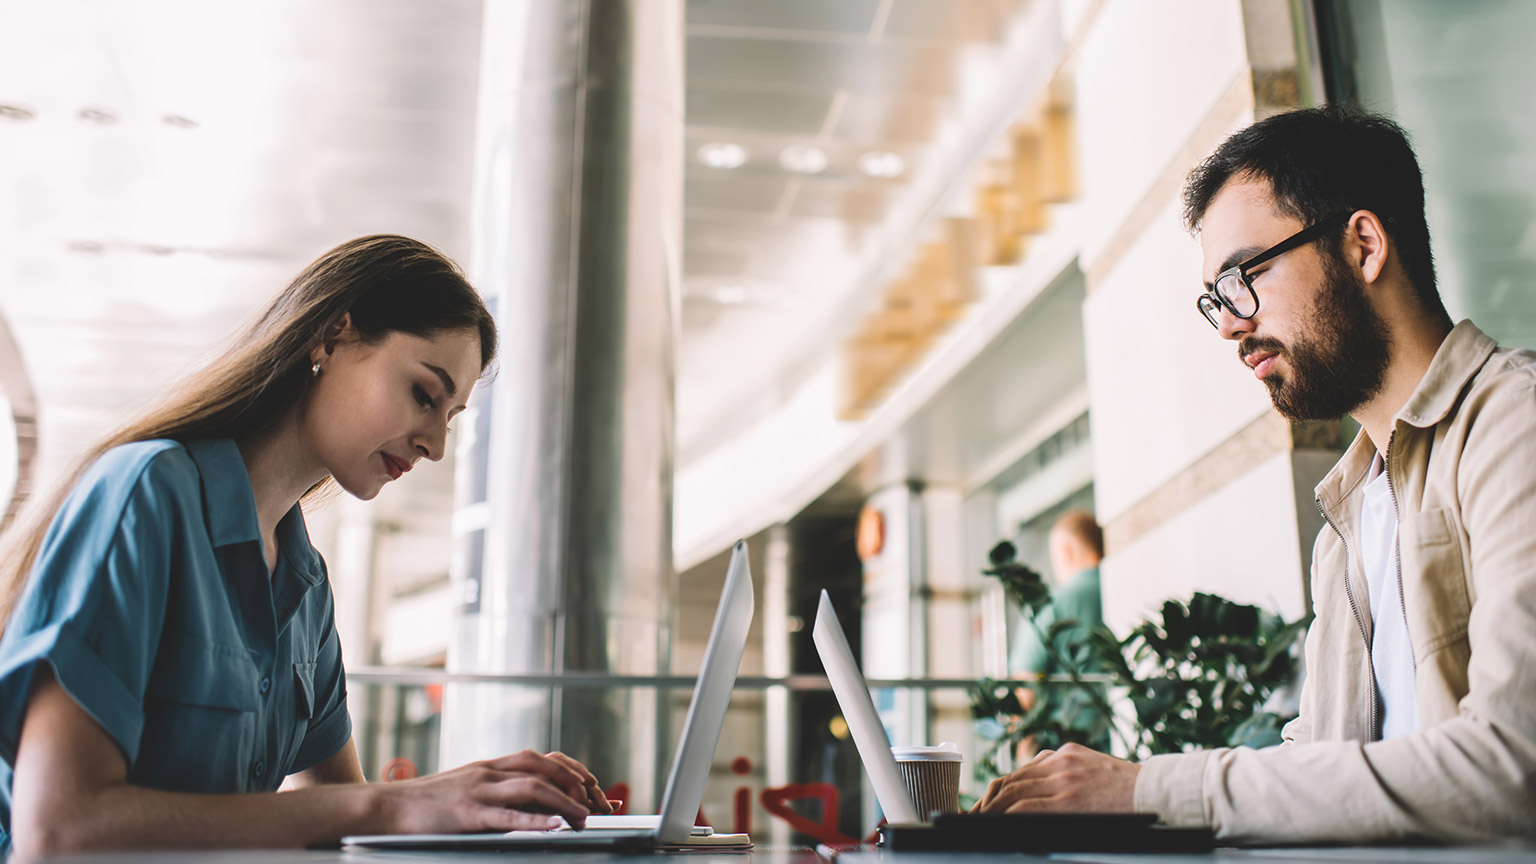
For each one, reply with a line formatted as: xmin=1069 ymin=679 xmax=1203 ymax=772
xmin=343 ymin=540 xmax=756 ymax=851
xmin=812 ymin=589 xmax=922 ymax=824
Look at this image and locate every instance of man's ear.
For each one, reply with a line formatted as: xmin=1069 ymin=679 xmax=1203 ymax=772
xmin=1347 ymin=210 xmax=1391 ymax=285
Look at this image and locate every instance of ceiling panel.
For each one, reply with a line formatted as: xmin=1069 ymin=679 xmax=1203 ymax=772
xmin=833 ymin=92 xmax=947 ymax=143
xmin=787 ymin=178 xmax=897 ymax=222
xmin=883 ymin=0 xmax=1026 ymax=42
xmin=686 ymin=36 xmax=961 ymax=97
xmin=681 ymin=297 xmax=724 ymax=332
xmin=686 ymin=86 xmax=833 ymax=136
xmin=746 ymin=218 xmax=868 ymax=261
xmin=686 ymin=0 xmax=881 ymax=36
xmin=684 ymin=216 xmax=793 ymax=247
xmin=685 ymin=172 xmax=788 ymax=214
xmin=683 ymin=243 xmax=754 ymax=278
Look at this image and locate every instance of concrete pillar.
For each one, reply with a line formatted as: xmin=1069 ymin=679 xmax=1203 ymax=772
xmin=0 ymin=313 xmax=37 ymax=531
xmin=762 ymin=524 xmax=791 ymax=846
xmin=445 ymin=0 xmax=683 ymax=811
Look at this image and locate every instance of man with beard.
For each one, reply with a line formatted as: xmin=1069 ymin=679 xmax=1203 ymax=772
xmin=975 ymin=106 xmax=1536 ymax=844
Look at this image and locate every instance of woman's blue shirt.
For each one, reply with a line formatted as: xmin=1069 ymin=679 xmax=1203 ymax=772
xmin=0 ymin=438 xmax=352 ymax=851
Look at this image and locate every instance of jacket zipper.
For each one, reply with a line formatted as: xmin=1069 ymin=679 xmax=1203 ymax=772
xmin=1317 ymin=498 xmax=1380 ymax=740
xmin=1382 ymin=434 xmax=1420 ymax=679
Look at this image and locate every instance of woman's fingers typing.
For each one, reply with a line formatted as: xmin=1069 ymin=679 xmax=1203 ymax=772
xmin=483 ymin=750 xmax=591 ymax=804
xmin=481 ymin=772 xmax=592 ymax=828
xmin=380 ymin=760 xmax=591 ymax=835
xmin=542 ymin=751 xmax=613 ymax=814
xmin=492 ymin=810 xmax=566 ymax=832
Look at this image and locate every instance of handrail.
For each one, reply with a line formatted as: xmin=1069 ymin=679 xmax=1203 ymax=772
xmin=345 ymin=666 xmax=1113 ymax=689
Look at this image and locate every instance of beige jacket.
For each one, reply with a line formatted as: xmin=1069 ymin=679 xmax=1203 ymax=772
xmin=1135 ymin=321 xmax=1536 ymax=844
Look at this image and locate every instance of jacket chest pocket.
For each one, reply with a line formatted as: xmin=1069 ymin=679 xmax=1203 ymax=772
xmin=137 ymin=640 xmax=260 ymax=793
xmin=1399 ymin=507 xmax=1472 ymax=656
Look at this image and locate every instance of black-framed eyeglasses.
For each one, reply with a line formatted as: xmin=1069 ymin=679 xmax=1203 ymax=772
xmin=1196 ymin=212 xmax=1354 ymax=329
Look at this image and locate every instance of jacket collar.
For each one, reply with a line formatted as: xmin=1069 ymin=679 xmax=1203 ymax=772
xmin=1395 ymin=319 xmax=1497 ymax=429
xmin=184 ymin=438 xmax=324 ymax=586
xmin=1314 ymin=320 xmax=1497 ymax=515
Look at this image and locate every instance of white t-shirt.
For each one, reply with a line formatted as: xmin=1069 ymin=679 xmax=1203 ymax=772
xmin=1361 ymin=453 xmax=1418 ymax=740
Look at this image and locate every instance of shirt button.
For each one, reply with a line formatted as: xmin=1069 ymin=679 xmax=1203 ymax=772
xmin=260 ymin=676 xmax=271 ymax=695
xmin=253 ymin=760 xmax=265 ymax=778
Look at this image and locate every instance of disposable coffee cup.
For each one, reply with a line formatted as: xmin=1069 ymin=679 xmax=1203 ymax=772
xmin=891 ymin=742 xmax=962 ymax=820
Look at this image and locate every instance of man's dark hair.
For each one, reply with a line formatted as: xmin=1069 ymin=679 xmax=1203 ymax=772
xmin=1183 ymin=106 xmax=1448 ymax=324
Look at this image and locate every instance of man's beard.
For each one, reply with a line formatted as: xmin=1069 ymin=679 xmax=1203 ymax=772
xmin=1239 ymin=254 xmax=1392 ymax=421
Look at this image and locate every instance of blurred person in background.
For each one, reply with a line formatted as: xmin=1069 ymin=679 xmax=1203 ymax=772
xmin=1010 ymin=510 xmax=1106 ymax=757
xmin=0 ymin=236 xmax=612 ymax=856
xmin=977 ymin=107 xmax=1536 ymax=844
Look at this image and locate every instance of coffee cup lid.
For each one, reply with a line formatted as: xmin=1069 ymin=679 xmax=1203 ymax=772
xmin=890 ymin=742 xmax=962 ymax=762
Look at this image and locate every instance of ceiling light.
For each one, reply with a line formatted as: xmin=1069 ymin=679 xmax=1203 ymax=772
xmin=779 ymin=145 xmax=828 ymax=174
xmin=0 ymin=104 xmax=35 ymax=122
xmin=65 ymin=240 xmax=104 ymax=255
xmin=698 ymin=142 xmax=747 ymax=170
xmin=162 ymin=114 xmax=200 ymax=130
xmin=858 ymin=150 xmax=905 ymax=178
xmin=714 ymin=285 xmax=748 ymax=305
xmin=77 ymin=107 xmax=119 ymax=126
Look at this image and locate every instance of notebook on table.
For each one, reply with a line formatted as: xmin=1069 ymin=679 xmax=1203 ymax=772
xmin=342 ymin=540 xmax=756 ymax=852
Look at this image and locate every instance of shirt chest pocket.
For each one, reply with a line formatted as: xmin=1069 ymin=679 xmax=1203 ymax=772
xmin=286 ymin=661 xmax=317 ymax=768
xmin=137 ymin=639 xmax=260 ymax=793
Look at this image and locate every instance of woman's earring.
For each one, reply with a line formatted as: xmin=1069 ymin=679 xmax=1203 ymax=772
xmin=311 ymin=360 xmax=323 ymax=378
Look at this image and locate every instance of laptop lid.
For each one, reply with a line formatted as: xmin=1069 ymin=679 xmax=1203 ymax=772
xmin=655 ymin=539 xmax=754 ymax=844
xmin=812 ymin=590 xmax=921 ymax=824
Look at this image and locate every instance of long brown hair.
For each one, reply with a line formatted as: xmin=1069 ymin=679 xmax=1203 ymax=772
xmin=0 ymin=235 xmax=497 ymax=635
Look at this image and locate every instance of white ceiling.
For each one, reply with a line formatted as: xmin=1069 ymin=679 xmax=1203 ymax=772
xmin=677 ymin=0 xmax=1034 ymax=455
xmin=0 ymin=0 xmax=484 ymax=492
xmin=0 ymin=0 xmax=1038 ymax=561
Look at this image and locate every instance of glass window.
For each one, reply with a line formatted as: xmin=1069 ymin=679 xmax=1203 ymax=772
xmin=1316 ymin=0 xmax=1536 ymax=348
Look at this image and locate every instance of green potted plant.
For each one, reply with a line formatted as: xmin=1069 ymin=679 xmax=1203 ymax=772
xmin=971 ymin=540 xmax=1311 ymax=781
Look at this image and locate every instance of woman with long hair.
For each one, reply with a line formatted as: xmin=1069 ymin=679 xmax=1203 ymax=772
xmin=0 ymin=235 xmax=611 ymax=855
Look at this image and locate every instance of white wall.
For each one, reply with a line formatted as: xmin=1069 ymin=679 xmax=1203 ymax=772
xmin=1078 ymin=0 xmax=1314 ymax=631
xmin=1075 ymin=0 xmax=1250 ymax=267
xmin=1083 ymin=196 xmax=1272 ymax=522
xmin=1101 ymin=449 xmax=1309 ymax=631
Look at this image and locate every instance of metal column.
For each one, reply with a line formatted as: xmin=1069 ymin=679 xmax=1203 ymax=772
xmin=446 ymin=0 xmax=683 ymax=812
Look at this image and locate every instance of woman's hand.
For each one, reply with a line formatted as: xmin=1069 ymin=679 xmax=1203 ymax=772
xmin=377 ymin=750 xmax=611 ymax=835
xmin=541 ymin=750 xmax=614 ymax=816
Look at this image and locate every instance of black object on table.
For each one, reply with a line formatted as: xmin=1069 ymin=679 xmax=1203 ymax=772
xmin=878 ymin=812 xmax=1215 ymax=854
